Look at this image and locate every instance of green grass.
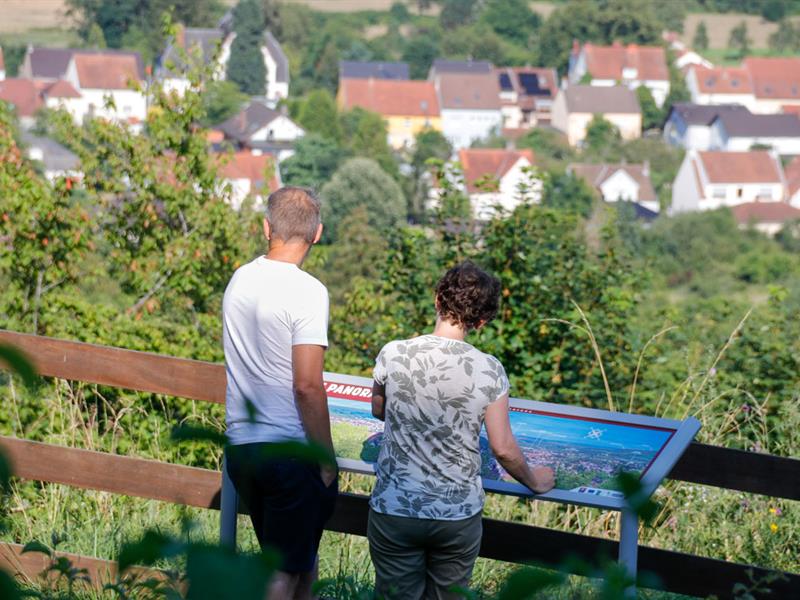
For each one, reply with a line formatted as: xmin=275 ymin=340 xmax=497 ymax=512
xmin=699 ymin=47 xmax=800 ymax=66
xmin=0 ymin=28 xmax=80 ymax=48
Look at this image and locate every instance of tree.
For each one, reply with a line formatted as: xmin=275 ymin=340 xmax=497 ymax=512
xmin=517 ymin=128 xmax=575 ymax=171
xmin=319 ymin=158 xmax=406 ymax=242
xmin=54 ymin=25 xmax=257 ymax=315
xmin=769 ymin=19 xmax=799 ymax=53
xmin=409 ymin=128 xmax=452 ymax=221
xmin=540 ymin=170 xmax=596 ymax=218
xmin=0 ymin=103 xmax=92 ymax=334
xmin=340 ymin=108 xmax=397 ymax=178
xmin=86 ymin=23 xmax=107 ymax=48
xmin=535 ymin=1 xmax=602 ymax=73
xmin=584 ymin=115 xmax=622 ymax=155
xmin=439 ymin=0 xmax=479 ymax=30
xmin=402 ymin=33 xmax=440 ymax=79
xmin=762 ymin=0 xmax=788 ymax=22
xmin=297 ymin=89 xmax=342 ymax=142
xmin=693 ymin=21 xmax=709 ymax=51
xmin=389 ymin=2 xmax=411 ymax=23
xmin=728 ymin=21 xmax=751 ymax=58
xmin=481 ymin=0 xmax=540 ymax=47
xmin=227 ymin=0 xmax=267 ymax=96
xmin=201 ymin=80 xmax=247 ymax=126
xmin=637 ymin=85 xmax=662 ymax=131
xmin=280 ymin=134 xmax=344 ymax=190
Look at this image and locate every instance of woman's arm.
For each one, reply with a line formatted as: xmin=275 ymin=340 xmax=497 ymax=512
xmin=372 ymin=380 xmax=386 ymax=421
xmin=485 ymin=394 xmax=555 ymax=494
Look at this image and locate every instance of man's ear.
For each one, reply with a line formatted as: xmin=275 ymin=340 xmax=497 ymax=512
xmin=312 ymin=223 xmax=323 ymax=245
xmin=263 ymin=218 xmax=271 ymax=241
xmin=474 ymin=319 xmax=488 ymax=330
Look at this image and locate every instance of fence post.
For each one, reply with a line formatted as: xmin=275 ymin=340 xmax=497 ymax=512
xmin=220 ymin=451 xmax=238 ymax=549
xmin=618 ymin=508 xmax=638 ymax=598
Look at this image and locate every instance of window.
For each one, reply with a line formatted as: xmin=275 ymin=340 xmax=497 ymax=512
xmin=737 ymin=187 xmax=743 ymax=199
xmin=758 ymin=187 xmax=772 ymax=198
xmin=712 ymin=187 xmax=726 ymax=199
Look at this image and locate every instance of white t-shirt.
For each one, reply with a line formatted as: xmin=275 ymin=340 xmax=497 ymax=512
xmin=223 ymin=256 xmax=329 ymax=445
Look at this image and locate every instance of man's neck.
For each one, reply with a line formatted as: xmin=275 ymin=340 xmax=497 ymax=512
xmin=265 ymin=242 xmax=310 ymax=267
xmin=432 ymin=317 xmax=468 ymax=342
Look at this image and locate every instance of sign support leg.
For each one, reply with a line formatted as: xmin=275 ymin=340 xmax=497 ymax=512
xmin=220 ymin=452 xmax=238 ymax=549
xmin=618 ymin=508 xmax=638 ymax=598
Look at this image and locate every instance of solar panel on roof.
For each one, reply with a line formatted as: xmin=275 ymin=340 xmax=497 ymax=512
xmin=518 ymin=73 xmax=548 ymax=96
xmin=499 ymin=73 xmax=513 ymax=91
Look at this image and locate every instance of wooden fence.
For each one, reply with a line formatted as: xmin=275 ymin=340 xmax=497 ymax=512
xmin=0 ymin=330 xmax=798 ymax=598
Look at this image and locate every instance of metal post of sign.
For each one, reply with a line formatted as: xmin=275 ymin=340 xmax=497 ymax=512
xmin=220 ymin=452 xmax=239 ymax=549
xmin=618 ymin=508 xmax=639 ymax=598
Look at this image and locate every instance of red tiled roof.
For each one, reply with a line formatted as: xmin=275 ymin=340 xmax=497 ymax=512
xmin=582 ymin=42 xmax=668 ymax=82
xmin=338 ymin=78 xmax=439 ymax=117
xmin=218 ymin=151 xmax=280 ymax=194
xmin=782 ymin=104 xmax=800 ymax=114
xmin=785 ymin=155 xmax=800 ymax=198
xmin=74 ymin=53 xmax=141 ymax=90
xmin=43 ymin=79 xmax=81 ymax=98
xmin=436 ymin=72 xmax=500 ymax=110
xmin=730 ymin=202 xmax=800 ymax=224
xmin=0 ymin=78 xmax=42 ymax=117
xmin=743 ymin=57 xmax=800 ymax=100
xmin=458 ymin=148 xmax=535 ymax=193
xmin=697 ymin=151 xmax=781 ymax=184
xmin=691 ymin=65 xmax=753 ymax=95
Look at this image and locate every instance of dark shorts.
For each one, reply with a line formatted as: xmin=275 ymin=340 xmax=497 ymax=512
xmin=226 ymin=442 xmax=338 ymax=574
xmin=368 ymin=508 xmax=483 ymax=600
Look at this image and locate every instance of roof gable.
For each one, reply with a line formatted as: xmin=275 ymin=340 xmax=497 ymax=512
xmin=339 ymin=78 xmax=439 ymax=117
xmin=743 ymin=57 xmax=800 ymax=100
xmin=563 ymin=85 xmax=640 ymax=114
xmin=697 ymin=151 xmax=782 ymax=184
xmin=437 ymin=72 xmax=500 ymax=110
xmin=730 ymin=201 xmax=800 ymax=224
xmin=339 ymin=61 xmax=409 ymax=80
xmin=73 ymin=52 xmax=143 ymax=90
xmin=458 ymin=148 xmax=535 ymax=193
xmin=691 ymin=65 xmax=753 ymax=95
xmin=582 ymin=42 xmax=668 ymax=81
xmin=0 ymin=78 xmax=42 ymax=117
xmin=570 ymin=162 xmax=656 ymax=202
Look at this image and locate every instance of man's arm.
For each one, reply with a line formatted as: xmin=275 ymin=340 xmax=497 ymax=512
xmin=292 ymin=344 xmax=337 ymax=486
xmin=485 ymin=394 xmax=555 ymax=494
xmin=372 ymin=381 xmax=386 ymax=421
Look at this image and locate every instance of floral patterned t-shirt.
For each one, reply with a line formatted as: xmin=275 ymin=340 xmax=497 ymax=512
xmin=370 ymin=334 xmax=510 ymax=520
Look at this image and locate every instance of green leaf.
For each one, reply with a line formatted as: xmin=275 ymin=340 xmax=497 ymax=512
xmin=496 ymin=566 xmax=565 ymax=599
xmin=254 ymin=441 xmax=336 ymax=468
xmin=0 ymin=344 xmax=38 ymax=389
xmin=0 ymin=570 xmax=20 ymax=600
xmin=170 ymin=425 xmax=227 ymax=448
xmin=21 ymin=541 xmax=52 ymax=558
xmin=117 ymin=531 xmax=180 ymax=572
xmin=185 ymin=544 xmax=279 ymax=600
xmin=0 ymin=449 xmax=12 ymax=495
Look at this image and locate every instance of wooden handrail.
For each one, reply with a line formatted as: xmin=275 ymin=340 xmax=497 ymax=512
xmin=2 ymin=330 xmax=798 ymax=501
xmin=1 ymin=436 xmax=798 ymax=599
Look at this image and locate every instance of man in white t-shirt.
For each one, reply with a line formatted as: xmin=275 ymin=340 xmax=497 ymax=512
xmin=222 ymin=187 xmax=337 ymax=600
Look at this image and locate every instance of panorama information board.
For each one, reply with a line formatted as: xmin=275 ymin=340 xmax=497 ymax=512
xmin=323 ymin=372 xmax=701 ymax=511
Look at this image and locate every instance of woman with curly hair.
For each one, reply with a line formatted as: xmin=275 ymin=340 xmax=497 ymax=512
xmin=368 ymin=261 xmax=555 ymax=600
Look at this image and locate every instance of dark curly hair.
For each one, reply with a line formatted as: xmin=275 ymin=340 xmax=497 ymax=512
xmin=435 ymin=261 xmax=501 ymax=331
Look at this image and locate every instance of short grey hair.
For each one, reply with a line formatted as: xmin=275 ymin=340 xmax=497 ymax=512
xmin=265 ymin=186 xmax=321 ymax=244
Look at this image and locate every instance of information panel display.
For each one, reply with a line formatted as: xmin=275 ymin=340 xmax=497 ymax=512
xmin=324 ymin=372 xmax=701 ymax=511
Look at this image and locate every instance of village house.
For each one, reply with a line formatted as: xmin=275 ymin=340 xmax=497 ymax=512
xmin=0 ymin=78 xmax=42 ymax=128
xmin=339 ymin=61 xmax=409 ymax=80
xmin=20 ymin=132 xmax=81 ymax=183
xmin=729 ymin=202 xmax=800 ymax=237
xmin=434 ymin=72 xmax=502 ymax=149
xmin=670 ymin=150 xmax=786 ymax=214
xmin=19 ymin=47 xmax=75 ymax=81
xmin=662 ymin=31 xmax=713 ymax=73
xmin=686 ymin=65 xmax=756 ymax=110
xmin=708 ymin=111 xmax=800 ymax=156
xmin=551 ymin=85 xmax=641 ymax=147
xmin=158 ymin=22 xmax=289 ymax=104
xmin=216 ymin=150 xmax=281 ymax=210
xmin=569 ymin=162 xmax=660 ymax=215
xmin=663 ymin=103 xmax=751 ymax=151
xmin=217 ymin=100 xmax=304 ymax=161
xmin=495 ymin=66 xmax=559 ymax=131
xmin=686 ymin=58 xmax=800 ymax=114
xmin=457 ymin=148 xmax=539 ymax=219
xmin=568 ymin=42 xmax=670 ymax=107
xmin=337 ymin=78 xmax=441 ymax=149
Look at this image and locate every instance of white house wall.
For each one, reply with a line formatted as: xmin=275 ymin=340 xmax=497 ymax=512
xmin=670 ymin=154 xmax=703 ymax=214
xmin=250 ymin=116 xmax=304 ymax=143
xmin=599 ymin=170 xmax=639 ymax=202
xmin=441 ymin=108 xmax=503 ymax=149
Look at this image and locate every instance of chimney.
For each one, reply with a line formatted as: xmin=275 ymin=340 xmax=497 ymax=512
xmin=643 ymin=160 xmax=650 ymax=177
xmin=176 ymin=24 xmax=185 ymax=49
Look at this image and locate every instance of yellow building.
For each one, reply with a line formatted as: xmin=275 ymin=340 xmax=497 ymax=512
xmin=337 ymin=77 xmax=442 ymax=149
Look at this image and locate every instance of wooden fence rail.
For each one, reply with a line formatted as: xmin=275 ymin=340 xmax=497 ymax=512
xmin=0 ymin=330 xmax=799 ymax=599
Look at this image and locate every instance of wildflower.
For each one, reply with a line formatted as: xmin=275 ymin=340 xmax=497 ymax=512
xmin=708 ymin=367 xmax=717 ymax=377
xmin=770 ymin=523 xmax=778 ymax=533
xmin=769 ymin=507 xmax=782 ymax=516
xmin=741 ymin=404 xmax=750 ymax=413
